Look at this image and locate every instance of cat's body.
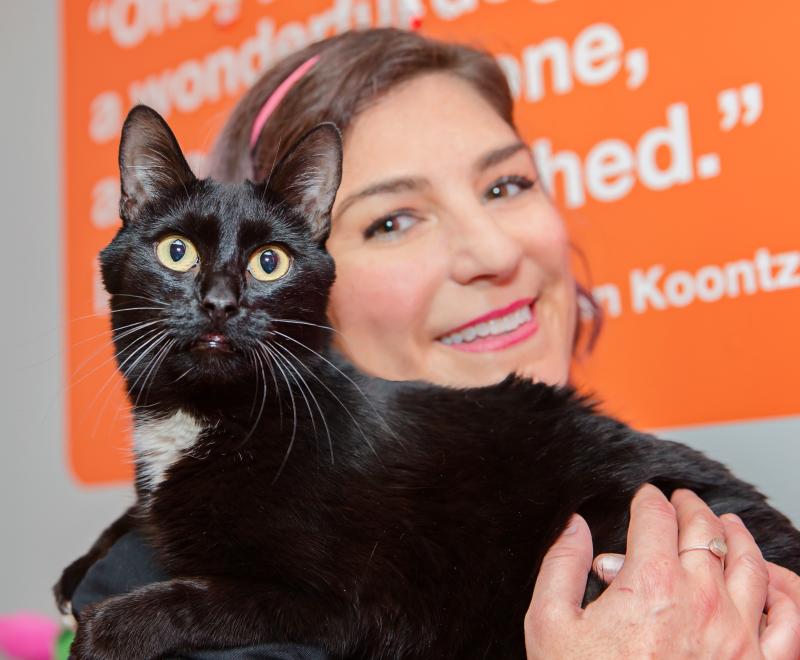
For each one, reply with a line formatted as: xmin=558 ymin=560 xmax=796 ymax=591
xmin=61 ymin=107 xmax=800 ymax=659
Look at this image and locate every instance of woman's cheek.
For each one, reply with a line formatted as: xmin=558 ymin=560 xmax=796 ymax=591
xmin=330 ymin=256 xmax=436 ymax=350
xmin=516 ymin=210 xmax=571 ymax=269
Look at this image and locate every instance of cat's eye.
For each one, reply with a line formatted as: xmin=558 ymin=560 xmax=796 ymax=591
xmin=248 ymin=245 xmax=291 ymax=282
xmin=155 ymin=235 xmax=199 ymax=272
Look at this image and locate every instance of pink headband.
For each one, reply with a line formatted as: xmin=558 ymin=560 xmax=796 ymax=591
xmin=249 ymin=55 xmax=320 ymax=151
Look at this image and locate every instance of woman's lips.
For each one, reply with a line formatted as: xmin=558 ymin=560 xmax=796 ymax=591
xmin=438 ymin=299 xmax=539 ymax=353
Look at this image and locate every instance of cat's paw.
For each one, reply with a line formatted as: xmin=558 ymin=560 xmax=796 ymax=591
xmin=69 ymin=599 xmax=149 ymax=660
xmin=54 ymin=555 xmax=95 ymax=615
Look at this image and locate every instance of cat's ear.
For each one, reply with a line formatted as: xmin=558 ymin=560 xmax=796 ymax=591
xmin=260 ymin=123 xmax=343 ymax=243
xmin=118 ymin=105 xmax=196 ymax=225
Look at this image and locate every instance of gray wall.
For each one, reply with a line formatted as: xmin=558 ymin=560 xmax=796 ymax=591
xmin=1 ymin=1 xmax=797 ymax=617
xmin=1 ymin=1 xmax=133 ymax=616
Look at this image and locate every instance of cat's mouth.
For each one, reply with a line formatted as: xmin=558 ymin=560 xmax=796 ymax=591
xmin=191 ymin=333 xmax=234 ymax=353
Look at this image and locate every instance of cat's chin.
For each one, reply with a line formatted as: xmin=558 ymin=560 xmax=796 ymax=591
xmin=166 ymin=347 xmax=254 ymax=388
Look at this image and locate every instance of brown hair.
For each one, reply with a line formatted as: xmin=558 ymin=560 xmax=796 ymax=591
xmin=208 ymin=28 xmax=513 ymax=183
xmin=208 ymin=27 xmax=601 ymax=352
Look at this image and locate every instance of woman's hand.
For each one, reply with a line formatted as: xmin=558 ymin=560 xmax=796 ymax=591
xmin=524 ymin=485 xmax=800 ymax=659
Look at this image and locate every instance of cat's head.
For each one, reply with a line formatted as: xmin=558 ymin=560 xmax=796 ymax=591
xmin=100 ymin=105 xmax=342 ymax=405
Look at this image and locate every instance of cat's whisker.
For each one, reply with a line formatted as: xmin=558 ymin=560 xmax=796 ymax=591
xmin=270 ymin=318 xmax=342 ymax=338
xmin=66 ymin=307 xmax=164 ymax=325
xmin=69 ymin=324 xmax=163 ymax=394
xmin=253 ymin=343 xmax=298 ymax=483
xmin=242 ymin=347 xmax=269 ymax=445
xmin=111 ymin=306 xmax=170 ymax=314
xmin=136 ymin=337 xmax=176 ymax=408
xmin=168 ymin=366 xmax=194 ymax=386
xmin=71 ymin=319 xmax=158 ymax=351
xmin=269 ymin=330 xmax=396 ymax=452
xmin=246 ymin=348 xmax=260 ymax=419
xmin=83 ymin=327 xmax=167 ymax=436
xmin=266 ymin=343 xmax=319 ymax=442
xmin=257 ymin=339 xmax=283 ymax=430
xmin=112 ymin=293 xmax=168 ymax=307
xmin=87 ymin=326 xmax=165 ymax=408
xmin=263 ymin=346 xmax=301 ymax=483
xmin=70 ymin=320 xmax=163 ymax=374
xmin=122 ymin=330 xmax=171 ymax=385
xmin=108 ymin=330 xmax=172 ymax=431
xmin=142 ymin=336 xmax=175 ymax=394
xmin=267 ymin=336 xmax=376 ymax=461
xmin=268 ymin=340 xmax=334 ymax=464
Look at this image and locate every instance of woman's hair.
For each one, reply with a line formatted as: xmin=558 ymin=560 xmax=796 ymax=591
xmin=208 ymin=28 xmax=513 ymax=182
xmin=208 ymin=27 xmax=601 ymax=351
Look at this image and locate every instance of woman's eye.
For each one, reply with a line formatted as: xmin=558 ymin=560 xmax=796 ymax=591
xmin=247 ymin=245 xmax=291 ymax=282
xmin=363 ymin=212 xmax=419 ymax=241
xmin=483 ymin=176 xmax=535 ymax=202
xmin=155 ymin=235 xmax=199 ymax=272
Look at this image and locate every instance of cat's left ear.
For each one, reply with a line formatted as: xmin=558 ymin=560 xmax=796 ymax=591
xmin=118 ymin=105 xmax=196 ymax=225
xmin=260 ymin=123 xmax=343 ymax=243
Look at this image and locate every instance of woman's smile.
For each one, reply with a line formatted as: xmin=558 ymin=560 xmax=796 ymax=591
xmin=438 ymin=298 xmax=538 ymax=352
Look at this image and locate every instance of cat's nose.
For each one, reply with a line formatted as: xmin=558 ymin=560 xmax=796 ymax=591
xmin=201 ymin=278 xmax=239 ymax=322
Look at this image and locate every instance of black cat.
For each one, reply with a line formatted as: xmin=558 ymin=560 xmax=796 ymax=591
xmin=60 ymin=105 xmax=800 ymax=660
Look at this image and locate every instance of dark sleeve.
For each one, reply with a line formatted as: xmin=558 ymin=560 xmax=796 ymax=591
xmin=71 ymin=531 xmax=331 ymax=660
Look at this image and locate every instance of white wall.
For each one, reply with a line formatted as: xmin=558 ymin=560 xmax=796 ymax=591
xmin=0 ymin=1 xmax=796 ymax=617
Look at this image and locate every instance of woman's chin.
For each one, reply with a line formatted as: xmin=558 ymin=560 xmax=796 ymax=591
xmin=428 ymin=344 xmax=569 ymax=389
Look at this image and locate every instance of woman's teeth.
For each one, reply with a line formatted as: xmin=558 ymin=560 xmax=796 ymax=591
xmin=440 ymin=305 xmax=533 ymax=346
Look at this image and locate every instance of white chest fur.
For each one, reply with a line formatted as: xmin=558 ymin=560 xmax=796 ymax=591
xmin=134 ymin=410 xmax=204 ymax=491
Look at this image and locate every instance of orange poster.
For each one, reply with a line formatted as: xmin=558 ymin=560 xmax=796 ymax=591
xmin=62 ymin=0 xmax=800 ymax=483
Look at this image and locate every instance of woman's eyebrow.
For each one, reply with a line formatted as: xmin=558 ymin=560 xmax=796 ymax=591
xmin=335 ymin=143 xmax=527 ymax=216
xmin=474 ymin=142 xmax=528 ymax=172
xmin=336 ymin=176 xmax=429 ymax=216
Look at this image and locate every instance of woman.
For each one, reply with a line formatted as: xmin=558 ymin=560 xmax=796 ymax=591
xmin=73 ymin=28 xmax=800 ymax=658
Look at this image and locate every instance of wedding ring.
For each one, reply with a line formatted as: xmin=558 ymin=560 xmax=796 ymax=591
xmin=678 ymin=536 xmax=728 ymax=560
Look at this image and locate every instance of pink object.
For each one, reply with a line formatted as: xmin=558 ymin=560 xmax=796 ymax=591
xmin=445 ymin=298 xmax=535 ymax=335
xmin=0 ymin=612 xmax=59 ymax=660
xmin=249 ymin=55 xmax=320 ymax=150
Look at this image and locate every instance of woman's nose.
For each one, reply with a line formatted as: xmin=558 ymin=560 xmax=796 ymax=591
xmin=447 ymin=206 xmax=524 ymax=285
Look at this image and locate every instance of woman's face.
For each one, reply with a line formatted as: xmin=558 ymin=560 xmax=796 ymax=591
xmin=326 ymin=73 xmax=576 ymax=387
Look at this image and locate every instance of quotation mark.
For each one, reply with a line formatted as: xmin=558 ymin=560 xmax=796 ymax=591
xmin=87 ymin=0 xmax=109 ymax=34
xmin=718 ymin=83 xmax=763 ymax=131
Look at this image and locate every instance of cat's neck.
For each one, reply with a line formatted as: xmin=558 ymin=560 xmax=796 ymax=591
xmin=128 ymin=343 xmax=343 ymax=431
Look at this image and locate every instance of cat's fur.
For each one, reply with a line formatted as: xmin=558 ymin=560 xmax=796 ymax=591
xmin=60 ymin=106 xmax=800 ymax=659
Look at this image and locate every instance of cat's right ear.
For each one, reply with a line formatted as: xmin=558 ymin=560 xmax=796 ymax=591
xmin=118 ymin=105 xmax=196 ymax=225
xmin=256 ymin=123 xmax=343 ymax=244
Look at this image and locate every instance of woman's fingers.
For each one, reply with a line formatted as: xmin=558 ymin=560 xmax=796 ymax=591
xmin=760 ymin=585 xmax=800 ymax=660
xmin=671 ymin=489 xmax=726 ymax=583
xmin=528 ymin=514 xmax=593 ymax=621
xmin=767 ymin=562 xmax=800 ymax=606
xmin=618 ymin=484 xmax=679 ymax=574
xmin=593 ymin=553 xmax=624 ymax=584
xmin=719 ymin=513 xmax=768 ymax=631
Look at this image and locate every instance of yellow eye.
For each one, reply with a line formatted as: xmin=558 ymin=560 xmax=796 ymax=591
xmin=155 ymin=235 xmax=198 ymax=272
xmin=248 ymin=245 xmax=291 ymax=282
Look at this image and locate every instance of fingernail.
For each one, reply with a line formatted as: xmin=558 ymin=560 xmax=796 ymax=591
xmin=725 ymin=513 xmax=745 ymax=526
xmin=563 ymin=515 xmax=580 ymax=535
xmin=596 ymin=555 xmax=624 ymax=581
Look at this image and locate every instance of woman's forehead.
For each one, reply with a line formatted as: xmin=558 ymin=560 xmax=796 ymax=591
xmin=339 ymin=73 xmax=518 ymax=183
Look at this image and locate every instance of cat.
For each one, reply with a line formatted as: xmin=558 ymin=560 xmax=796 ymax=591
xmin=59 ymin=105 xmax=800 ymax=660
